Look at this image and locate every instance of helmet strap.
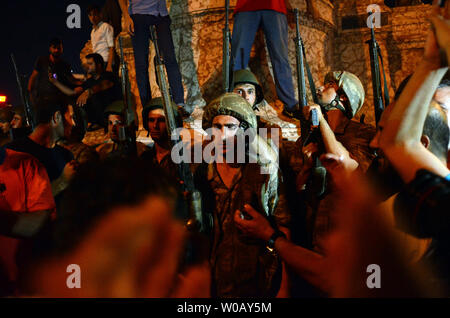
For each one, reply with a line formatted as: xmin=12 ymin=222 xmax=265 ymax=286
xmin=320 ymin=94 xmax=350 ymax=118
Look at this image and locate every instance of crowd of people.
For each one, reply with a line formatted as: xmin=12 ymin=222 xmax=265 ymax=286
xmin=1 ymin=0 xmax=450 ymax=298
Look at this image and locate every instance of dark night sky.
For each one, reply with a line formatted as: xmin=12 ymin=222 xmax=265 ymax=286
xmin=0 ymin=0 xmax=107 ymax=105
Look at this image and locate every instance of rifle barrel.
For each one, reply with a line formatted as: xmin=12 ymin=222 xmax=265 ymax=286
xmin=294 ymin=9 xmax=307 ymax=108
xmin=10 ymin=53 xmax=33 ymax=129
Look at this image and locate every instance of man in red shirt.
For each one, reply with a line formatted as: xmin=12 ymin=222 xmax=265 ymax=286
xmin=231 ymin=0 xmax=299 ymax=117
xmin=0 ymin=146 xmax=55 ymax=295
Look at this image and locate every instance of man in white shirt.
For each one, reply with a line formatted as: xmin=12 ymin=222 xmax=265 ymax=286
xmin=88 ymin=5 xmax=115 ymax=73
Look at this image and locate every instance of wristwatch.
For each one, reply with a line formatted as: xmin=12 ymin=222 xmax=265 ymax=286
xmin=266 ymin=230 xmax=286 ymax=252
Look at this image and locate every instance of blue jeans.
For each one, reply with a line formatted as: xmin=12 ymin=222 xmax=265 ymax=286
xmin=130 ymin=14 xmax=184 ymax=106
xmin=232 ymin=10 xmax=298 ymax=110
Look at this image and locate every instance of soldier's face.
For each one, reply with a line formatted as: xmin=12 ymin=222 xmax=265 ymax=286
xmin=317 ymin=81 xmax=339 ymax=105
xmin=11 ymin=114 xmax=23 ymax=129
xmin=108 ymin=114 xmax=123 ymax=142
xmin=212 ymin=115 xmax=241 ymax=156
xmin=147 ymin=109 xmax=167 ymax=142
xmin=233 ymin=83 xmax=256 ymax=107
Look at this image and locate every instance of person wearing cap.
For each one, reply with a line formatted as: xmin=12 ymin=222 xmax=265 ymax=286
xmin=95 ymin=100 xmax=148 ymax=160
xmin=195 ymin=92 xmax=290 ymax=297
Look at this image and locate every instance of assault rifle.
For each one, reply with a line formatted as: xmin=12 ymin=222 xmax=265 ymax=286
xmin=222 ymin=0 xmax=234 ymax=92
xmin=117 ymin=36 xmax=137 ymax=157
xmin=11 ymin=53 xmax=35 ymax=129
xmin=438 ymin=0 xmax=448 ymax=67
xmin=293 ymin=8 xmax=318 ymax=110
xmin=150 ymin=26 xmax=207 ymax=234
xmin=367 ymin=17 xmax=389 ymax=125
xmin=293 ymin=10 xmax=326 ymax=245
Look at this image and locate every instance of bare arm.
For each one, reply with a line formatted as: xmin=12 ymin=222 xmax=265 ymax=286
xmin=106 ymin=47 xmax=115 ymax=72
xmin=304 ymin=105 xmax=359 ymax=171
xmin=274 ymin=236 xmax=329 ymax=292
xmin=91 ymin=79 xmax=114 ymax=94
xmin=379 ymin=28 xmax=449 ymax=182
xmin=0 ymin=210 xmax=51 ymax=238
xmin=234 ymin=205 xmax=330 ymax=293
xmin=49 ymin=74 xmax=78 ymax=96
xmin=319 ymin=117 xmax=358 ymax=171
xmin=28 ymin=70 xmax=39 ymax=93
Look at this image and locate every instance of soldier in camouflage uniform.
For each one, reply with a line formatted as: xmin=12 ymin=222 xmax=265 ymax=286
xmin=195 ymin=93 xmax=290 ymax=297
xmin=232 ymin=69 xmax=306 ymax=250
xmin=297 ymin=71 xmax=376 ymax=252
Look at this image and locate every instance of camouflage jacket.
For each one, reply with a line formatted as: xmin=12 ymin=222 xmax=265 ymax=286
xmin=194 ymin=162 xmax=289 ymax=297
xmin=309 ymin=120 xmax=376 ymax=252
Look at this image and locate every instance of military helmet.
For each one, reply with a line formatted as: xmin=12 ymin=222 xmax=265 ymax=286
xmin=104 ymin=100 xmax=125 ymax=117
xmin=233 ymin=69 xmax=264 ymax=107
xmin=202 ymin=93 xmax=257 ymax=131
xmin=324 ymin=71 xmax=365 ymax=118
xmin=141 ymin=97 xmax=178 ymax=131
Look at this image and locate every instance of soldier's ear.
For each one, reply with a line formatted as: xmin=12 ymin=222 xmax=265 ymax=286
xmin=420 ymin=135 xmax=431 ymax=149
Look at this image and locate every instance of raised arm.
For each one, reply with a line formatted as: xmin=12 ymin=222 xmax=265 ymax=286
xmin=379 ymin=22 xmax=449 ymax=182
xmin=49 ymin=74 xmax=79 ymax=96
xmin=304 ymin=105 xmax=359 ymax=171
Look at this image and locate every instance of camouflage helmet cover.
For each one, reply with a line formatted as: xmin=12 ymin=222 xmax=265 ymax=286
xmin=202 ymin=93 xmax=257 ymax=131
xmin=233 ymin=69 xmax=264 ymax=107
xmin=324 ymin=71 xmax=365 ymax=118
xmin=104 ymin=100 xmax=126 ymax=117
